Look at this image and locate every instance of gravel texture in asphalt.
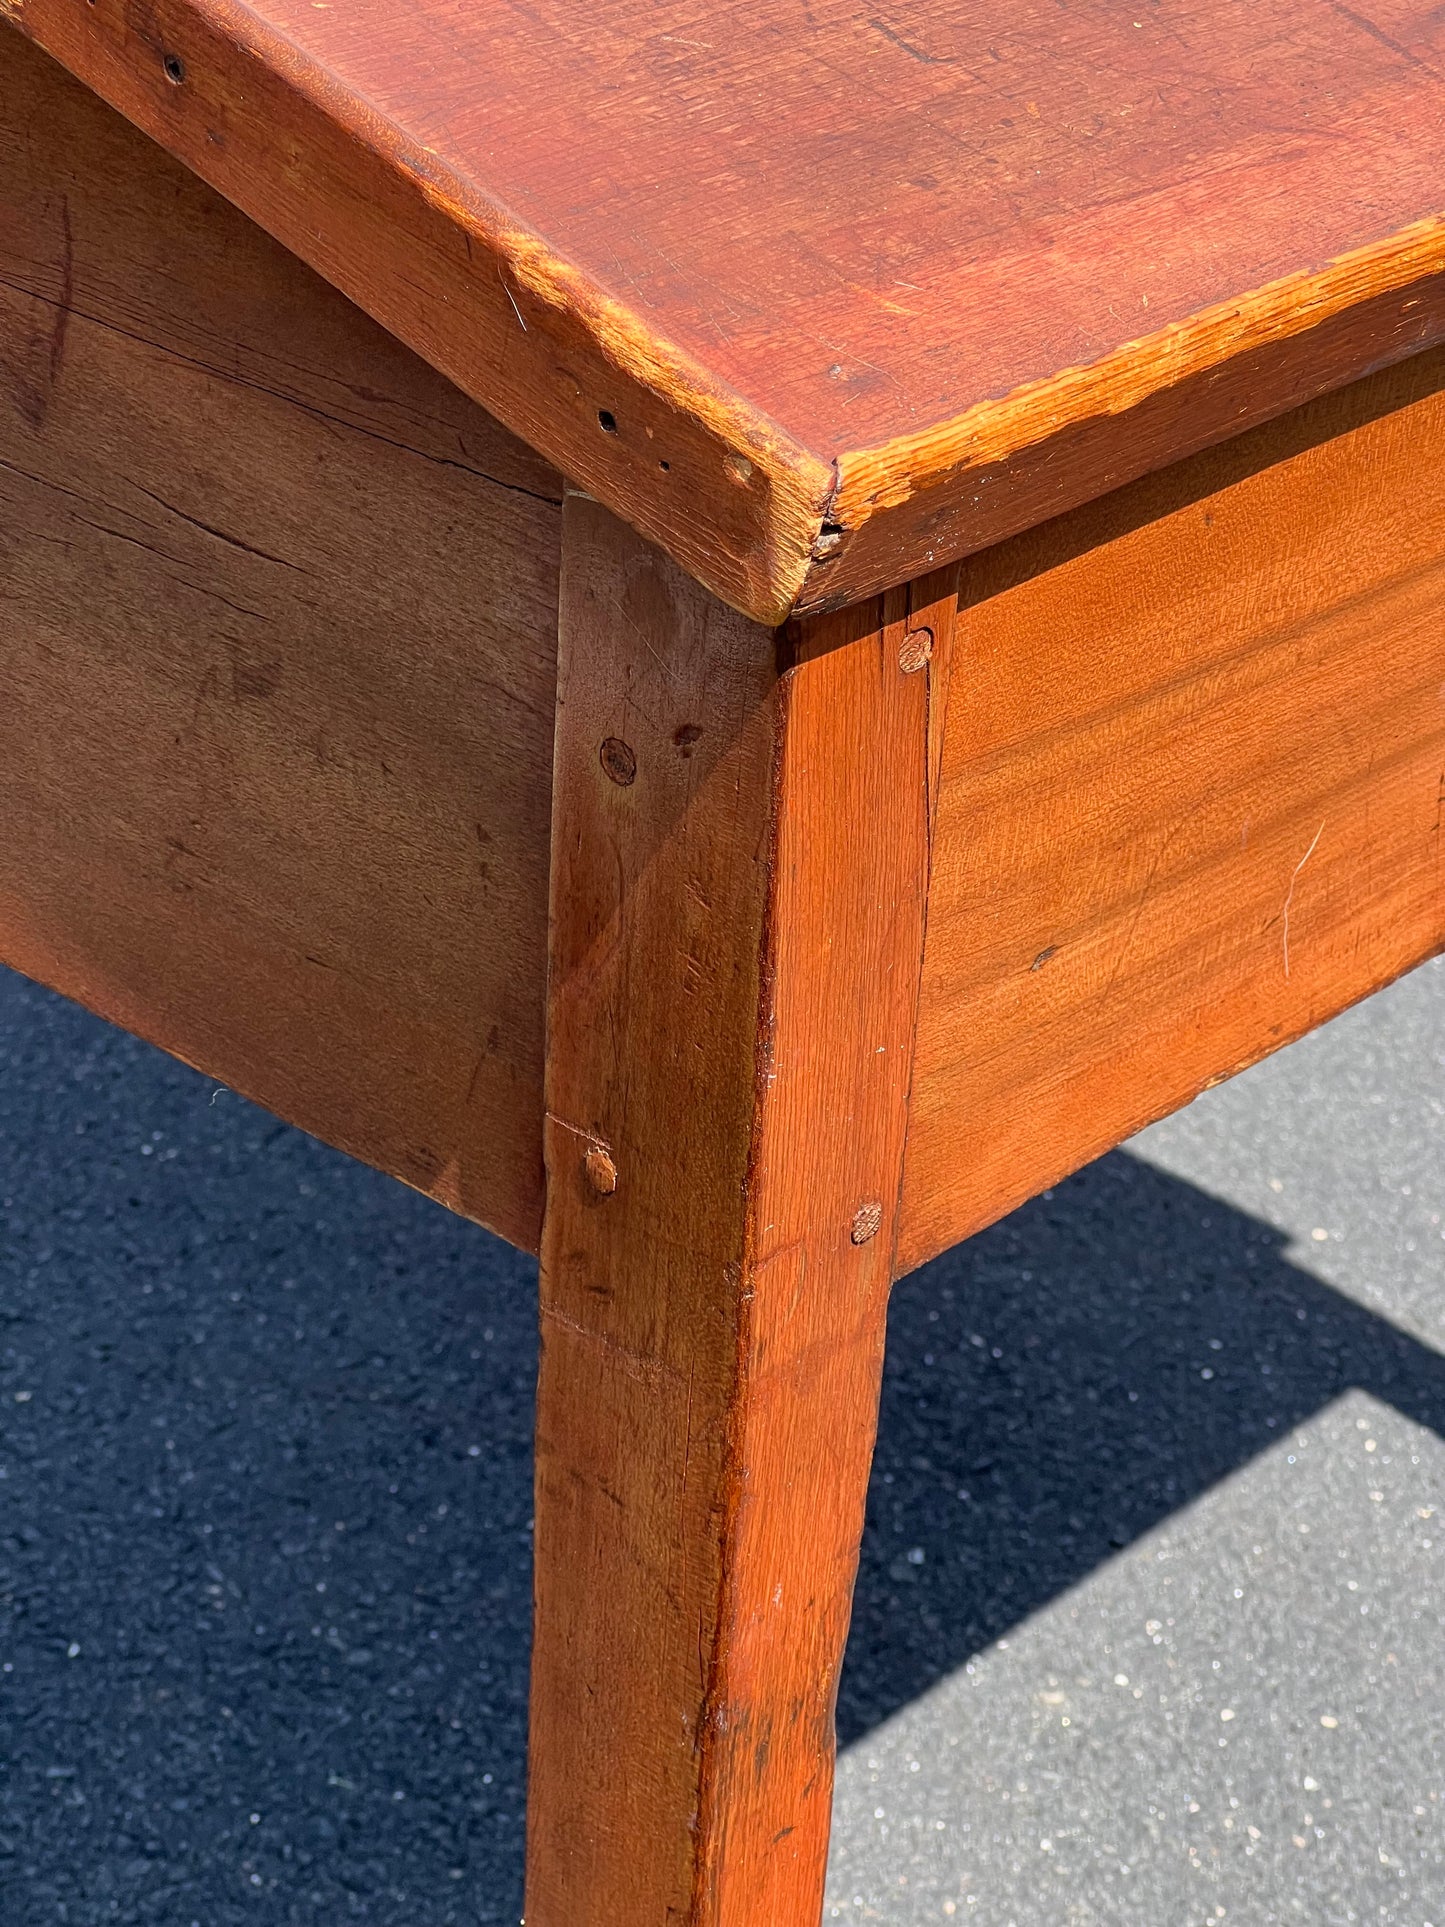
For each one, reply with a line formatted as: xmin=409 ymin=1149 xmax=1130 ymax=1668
xmin=1 ymin=956 xmax=1442 ymax=1923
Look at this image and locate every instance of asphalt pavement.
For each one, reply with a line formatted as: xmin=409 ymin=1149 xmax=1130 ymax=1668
xmin=1 ymin=956 xmax=1442 ymax=1924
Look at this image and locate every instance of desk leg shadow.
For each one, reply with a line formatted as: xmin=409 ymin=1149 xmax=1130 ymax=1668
xmin=842 ymin=1145 xmax=1445 ymax=1742
xmin=7 ymin=967 xmax=1443 ymax=1922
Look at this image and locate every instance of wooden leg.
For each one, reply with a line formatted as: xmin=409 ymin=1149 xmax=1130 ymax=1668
xmin=525 ymin=497 xmax=946 ymax=1923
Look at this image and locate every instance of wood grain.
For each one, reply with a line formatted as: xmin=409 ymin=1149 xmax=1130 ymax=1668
xmin=3 ymin=12 xmax=830 ymax=625
xmin=12 ymin=1 xmax=1445 ymax=620
xmin=898 ymin=344 xmax=1445 ymax=1274
xmin=530 ymin=500 xmax=937 ymax=1922
xmin=0 ymin=37 xmax=560 ymax=1248
xmin=806 ymin=261 xmax=1445 ymax=613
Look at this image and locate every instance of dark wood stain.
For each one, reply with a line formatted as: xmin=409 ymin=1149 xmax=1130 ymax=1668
xmin=0 ymin=39 xmax=561 ymax=1250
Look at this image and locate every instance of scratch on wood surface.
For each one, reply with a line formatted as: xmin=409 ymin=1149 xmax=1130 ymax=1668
xmin=498 ymin=270 xmax=527 ymax=331
xmin=537 ymin=1303 xmax=685 ymax=1388
xmin=1097 ymin=836 xmax=1169 ymax=1009
xmin=1282 ymin=821 xmax=1326 ymax=978
xmin=543 ymin=1109 xmax=602 ymax=1148
xmin=127 ymin=478 xmax=311 ymax=571
xmin=48 ymin=195 xmax=72 ymax=393
xmin=605 ymin=589 xmax=677 ymax=684
xmin=1321 ymin=0 xmax=1438 ymax=76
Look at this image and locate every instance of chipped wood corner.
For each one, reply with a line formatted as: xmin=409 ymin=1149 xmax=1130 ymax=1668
xmin=471 ymin=206 xmax=836 ymax=624
xmin=538 ymin=208 xmax=1445 ymax=624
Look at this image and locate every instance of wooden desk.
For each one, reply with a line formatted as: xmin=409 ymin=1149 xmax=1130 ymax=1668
xmin=1 ymin=7 xmax=1442 ymax=1919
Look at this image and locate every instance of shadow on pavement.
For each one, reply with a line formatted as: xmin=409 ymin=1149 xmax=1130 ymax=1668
xmin=1 ymin=968 xmax=1441 ymax=1920
xmin=840 ymin=1147 xmax=1445 ymax=1742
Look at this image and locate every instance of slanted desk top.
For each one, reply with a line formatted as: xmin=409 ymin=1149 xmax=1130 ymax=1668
xmin=11 ymin=0 xmax=1445 ymax=618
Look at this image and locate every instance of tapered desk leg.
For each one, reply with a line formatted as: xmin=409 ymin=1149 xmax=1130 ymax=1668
xmin=524 ymin=498 xmax=943 ymax=1925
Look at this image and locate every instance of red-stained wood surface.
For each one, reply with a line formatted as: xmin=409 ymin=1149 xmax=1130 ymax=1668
xmin=899 ymin=344 xmax=1445 ymax=1272
xmin=10 ymin=1 xmax=1445 ymax=619
xmin=531 ymin=499 xmax=944 ymax=1923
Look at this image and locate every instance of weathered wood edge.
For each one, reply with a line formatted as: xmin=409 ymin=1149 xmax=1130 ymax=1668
xmin=801 ymin=226 xmax=1445 ymax=610
xmin=6 ymin=0 xmax=834 ymax=626
xmin=12 ymin=6 xmax=1445 ymax=625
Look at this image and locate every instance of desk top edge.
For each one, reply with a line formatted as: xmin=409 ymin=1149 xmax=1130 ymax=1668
xmin=12 ymin=0 xmax=1445 ymax=621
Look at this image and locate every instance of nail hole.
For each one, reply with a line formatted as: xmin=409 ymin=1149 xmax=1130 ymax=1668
xmin=658 ymin=459 xmax=671 ymax=472
xmin=163 ymin=53 xmax=186 ymax=82
xmin=597 ymin=409 xmax=618 ymax=434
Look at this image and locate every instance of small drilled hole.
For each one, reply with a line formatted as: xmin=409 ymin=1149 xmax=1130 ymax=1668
xmin=597 ymin=409 xmax=618 ymax=434
xmin=163 ymin=53 xmax=186 ymax=82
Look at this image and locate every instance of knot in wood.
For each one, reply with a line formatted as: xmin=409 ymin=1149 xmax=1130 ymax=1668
xmin=599 ymin=736 xmax=637 ymax=786
xmin=583 ymin=1143 xmax=618 ymax=1196
xmin=898 ymin=626 xmax=934 ymax=674
xmin=850 ymin=1200 xmax=883 ymax=1245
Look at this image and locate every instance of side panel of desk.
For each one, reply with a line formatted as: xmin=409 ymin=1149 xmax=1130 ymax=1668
xmin=0 ymin=41 xmax=559 ymax=1249
xmin=899 ymin=346 xmax=1445 ymax=1273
